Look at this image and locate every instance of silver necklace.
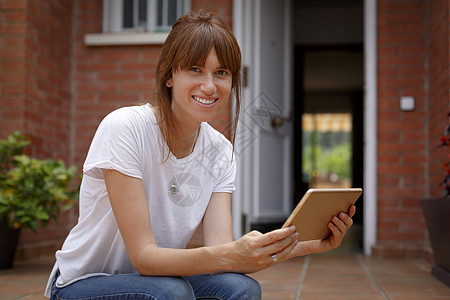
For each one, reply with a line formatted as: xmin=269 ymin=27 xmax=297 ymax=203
xmin=170 ymin=127 xmax=200 ymax=195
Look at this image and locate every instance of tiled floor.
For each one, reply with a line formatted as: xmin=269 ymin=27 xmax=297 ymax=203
xmin=250 ymin=254 xmax=450 ymax=299
xmin=0 ymin=254 xmax=449 ymax=299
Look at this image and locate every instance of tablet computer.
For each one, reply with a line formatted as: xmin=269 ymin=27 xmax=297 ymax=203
xmin=281 ymin=188 xmax=362 ymax=242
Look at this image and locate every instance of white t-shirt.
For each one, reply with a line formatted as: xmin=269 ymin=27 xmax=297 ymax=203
xmin=44 ymin=104 xmax=236 ymax=297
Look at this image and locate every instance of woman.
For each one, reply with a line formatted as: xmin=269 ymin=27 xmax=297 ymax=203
xmin=45 ymin=11 xmax=355 ymax=299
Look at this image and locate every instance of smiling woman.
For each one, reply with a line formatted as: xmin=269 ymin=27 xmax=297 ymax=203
xmin=167 ymin=47 xmax=232 ymax=149
xmin=155 ymin=11 xmax=242 ymax=160
xmin=44 ymin=10 xmax=355 ymax=300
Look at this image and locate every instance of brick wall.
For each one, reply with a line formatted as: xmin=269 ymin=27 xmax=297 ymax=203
xmin=0 ymin=0 xmax=72 ymax=159
xmin=375 ymin=0 xmax=429 ymax=257
xmin=0 ymin=0 xmax=76 ymax=259
xmin=427 ymin=0 xmax=450 ymax=198
xmin=0 ymin=0 xmax=27 ymax=138
xmin=1 ymin=0 xmax=233 ymax=258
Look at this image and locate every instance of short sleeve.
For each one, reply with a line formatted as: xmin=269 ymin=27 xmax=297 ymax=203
xmin=212 ymin=154 xmax=236 ymax=193
xmin=83 ymin=108 xmax=143 ymax=180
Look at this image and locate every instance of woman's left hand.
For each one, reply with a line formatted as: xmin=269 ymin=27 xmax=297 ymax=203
xmin=289 ymin=205 xmax=356 ymax=257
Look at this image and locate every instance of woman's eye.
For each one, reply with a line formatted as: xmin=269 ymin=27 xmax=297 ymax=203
xmin=217 ymin=70 xmax=229 ymax=76
xmin=189 ymin=67 xmax=201 ymax=73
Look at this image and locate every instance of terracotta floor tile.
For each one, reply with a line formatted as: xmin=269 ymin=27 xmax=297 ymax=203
xmin=298 ymin=294 xmax=386 ymax=300
xmin=389 ymin=296 xmax=450 ymax=300
xmin=300 ymin=275 xmax=380 ymax=295
xmin=1 ymin=254 xmax=450 ymax=299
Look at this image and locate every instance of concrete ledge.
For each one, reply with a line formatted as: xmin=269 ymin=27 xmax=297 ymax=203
xmin=84 ymin=32 xmax=168 ymax=46
xmin=15 ymin=240 xmax=63 ymax=262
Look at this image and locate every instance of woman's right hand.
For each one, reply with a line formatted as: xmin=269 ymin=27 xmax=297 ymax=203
xmin=229 ymin=226 xmax=298 ymax=274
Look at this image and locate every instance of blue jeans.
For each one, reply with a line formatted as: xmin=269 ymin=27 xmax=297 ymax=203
xmin=50 ymin=272 xmax=261 ymax=299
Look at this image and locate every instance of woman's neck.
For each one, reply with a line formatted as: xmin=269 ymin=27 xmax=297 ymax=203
xmin=152 ymin=106 xmax=201 ymax=159
xmin=172 ymin=125 xmax=200 ymax=158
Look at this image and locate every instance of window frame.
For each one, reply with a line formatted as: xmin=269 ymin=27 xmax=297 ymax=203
xmin=85 ymin=0 xmax=190 ymax=46
xmin=102 ymin=0 xmax=191 ymax=33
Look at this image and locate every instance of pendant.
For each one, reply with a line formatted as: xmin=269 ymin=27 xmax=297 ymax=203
xmin=170 ymin=181 xmax=178 ymax=194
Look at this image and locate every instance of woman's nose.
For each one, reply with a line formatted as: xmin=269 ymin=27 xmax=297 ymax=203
xmin=200 ymin=74 xmax=217 ymax=95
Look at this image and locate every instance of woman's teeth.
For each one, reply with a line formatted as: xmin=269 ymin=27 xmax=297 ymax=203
xmin=193 ymin=96 xmax=216 ymax=105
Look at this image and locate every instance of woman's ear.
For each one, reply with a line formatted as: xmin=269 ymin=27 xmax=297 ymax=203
xmin=166 ymin=79 xmax=173 ymax=88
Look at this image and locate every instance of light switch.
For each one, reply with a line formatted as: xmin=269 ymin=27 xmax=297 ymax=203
xmin=400 ymin=96 xmax=415 ymax=111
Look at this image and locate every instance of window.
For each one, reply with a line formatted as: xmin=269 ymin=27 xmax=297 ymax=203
xmin=103 ymin=0 xmax=191 ymax=33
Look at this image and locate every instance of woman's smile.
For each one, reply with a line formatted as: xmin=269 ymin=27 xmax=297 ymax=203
xmin=192 ymin=95 xmax=218 ymax=105
xmin=168 ymin=47 xmax=232 ymax=127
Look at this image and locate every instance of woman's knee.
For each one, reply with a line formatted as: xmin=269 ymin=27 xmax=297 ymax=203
xmin=51 ymin=274 xmax=195 ymax=300
xmin=151 ymin=276 xmax=195 ymax=299
xmin=214 ymin=273 xmax=262 ymax=299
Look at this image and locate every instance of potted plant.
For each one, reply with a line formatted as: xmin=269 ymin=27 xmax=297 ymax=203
xmin=0 ymin=132 xmax=79 ymax=269
xmin=421 ymin=113 xmax=450 ymax=287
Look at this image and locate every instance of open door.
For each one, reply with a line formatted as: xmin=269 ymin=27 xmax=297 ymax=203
xmin=233 ymin=0 xmax=292 ymax=235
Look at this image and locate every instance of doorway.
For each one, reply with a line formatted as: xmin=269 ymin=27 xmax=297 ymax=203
xmin=232 ymin=0 xmax=369 ymax=252
xmin=292 ymin=0 xmax=364 ymax=253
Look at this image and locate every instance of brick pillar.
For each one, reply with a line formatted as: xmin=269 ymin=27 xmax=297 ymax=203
xmin=374 ymin=0 xmax=429 ymax=258
xmin=0 ymin=0 xmax=75 ymax=260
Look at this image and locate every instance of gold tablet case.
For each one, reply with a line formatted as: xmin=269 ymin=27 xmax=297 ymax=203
xmin=282 ymin=188 xmax=362 ymax=242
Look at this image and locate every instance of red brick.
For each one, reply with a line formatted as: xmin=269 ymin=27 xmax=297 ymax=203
xmin=97 ymin=49 xmax=142 ymax=61
xmin=378 ymin=208 xmax=424 ymax=220
xmin=402 ymin=154 xmax=426 ymax=163
xmin=401 ymin=220 xmax=426 ymax=231
xmin=0 ymin=0 xmax=27 ymax=9
xmin=377 ymin=176 xmax=400 ymax=186
xmin=120 ymin=82 xmax=151 ymax=91
xmin=400 ymin=66 xmax=426 ymax=77
xmin=98 ymin=73 xmax=140 ymax=82
xmin=378 ymin=188 xmax=424 ymax=198
xmin=378 ymin=121 xmax=424 ymax=131
xmin=378 ymin=221 xmax=400 ymax=230
xmin=378 ymin=232 xmax=424 ymax=242
xmin=378 ymin=12 xmax=425 ymax=24
xmin=379 ymin=33 xmax=425 ymax=45
xmin=378 ymin=67 xmax=399 ymax=77
xmin=401 ymin=198 xmax=423 ymax=208
xmin=377 ymin=89 xmax=399 ymax=98
xmin=378 ymin=56 xmax=425 ymax=67
xmin=378 ymin=155 xmax=399 ymax=163
xmin=77 ymin=83 xmax=118 ymax=93
xmin=378 ymin=110 xmax=400 ymax=119
xmin=378 ymin=165 xmax=424 ymax=175
xmin=401 ymin=23 xmax=426 ymax=33
xmin=377 ymin=198 xmax=400 ymax=208
xmin=378 ymin=77 xmax=424 ymax=88
xmin=77 ymin=62 xmax=118 ymax=72
xmin=2 ymin=10 xmax=27 ymax=21
xmin=378 ymin=3 xmax=401 ymax=12
xmin=1 ymin=35 xmax=27 ymax=47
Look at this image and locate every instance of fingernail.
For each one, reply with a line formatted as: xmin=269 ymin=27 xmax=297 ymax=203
xmin=289 ymin=225 xmax=296 ymax=232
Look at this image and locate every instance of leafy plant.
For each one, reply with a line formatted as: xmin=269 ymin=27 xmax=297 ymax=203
xmin=0 ymin=132 xmax=79 ymax=232
xmin=437 ymin=113 xmax=450 ymax=197
xmin=0 ymin=131 xmax=30 ymax=175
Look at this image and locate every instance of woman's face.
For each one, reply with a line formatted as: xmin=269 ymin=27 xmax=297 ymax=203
xmin=168 ymin=47 xmax=232 ymax=127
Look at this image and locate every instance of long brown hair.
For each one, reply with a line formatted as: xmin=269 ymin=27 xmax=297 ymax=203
xmin=155 ymin=10 xmax=241 ymax=157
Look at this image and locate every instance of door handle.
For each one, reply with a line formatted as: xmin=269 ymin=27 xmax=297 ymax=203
xmin=271 ymin=116 xmax=285 ymax=128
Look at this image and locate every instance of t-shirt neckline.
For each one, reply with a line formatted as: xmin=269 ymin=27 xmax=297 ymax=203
xmin=145 ymin=103 xmax=204 ymax=165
